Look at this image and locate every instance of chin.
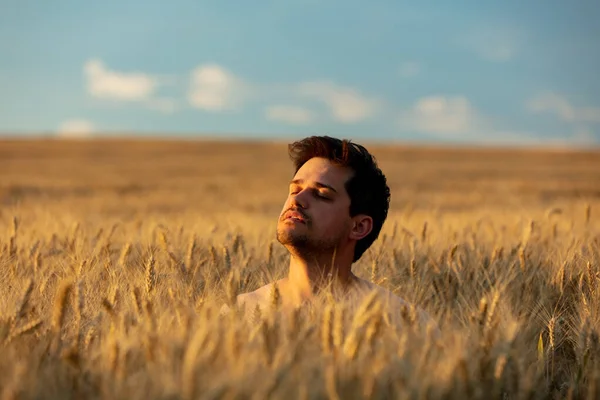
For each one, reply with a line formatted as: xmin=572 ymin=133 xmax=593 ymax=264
xmin=276 ymin=229 xmax=309 ymax=247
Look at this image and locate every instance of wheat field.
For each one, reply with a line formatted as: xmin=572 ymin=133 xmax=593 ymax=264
xmin=1 ymin=138 xmax=599 ymax=399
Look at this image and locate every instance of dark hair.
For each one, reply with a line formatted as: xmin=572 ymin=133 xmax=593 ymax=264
xmin=287 ymin=135 xmax=390 ymax=262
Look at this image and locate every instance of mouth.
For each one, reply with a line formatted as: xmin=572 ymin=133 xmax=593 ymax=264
xmin=283 ymin=210 xmax=307 ymax=224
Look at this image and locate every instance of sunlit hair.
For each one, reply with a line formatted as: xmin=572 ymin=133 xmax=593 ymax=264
xmin=287 ymin=135 xmax=391 ymax=262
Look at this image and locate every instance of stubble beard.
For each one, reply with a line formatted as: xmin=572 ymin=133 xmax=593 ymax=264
xmin=276 ymin=222 xmax=340 ymax=258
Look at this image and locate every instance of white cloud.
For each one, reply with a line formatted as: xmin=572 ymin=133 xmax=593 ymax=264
xmin=56 ymin=119 xmax=94 ymax=138
xmin=296 ymin=81 xmax=380 ymax=123
xmin=265 ymin=105 xmax=314 ymax=125
xmin=185 ymin=64 xmax=381 ymax=124
xmin=397 ymin=94 xmax=598 ymax=147
xmin=188 ymin=64 xmax=250 ymax=111
xmin=397 ymin=95 xmax=484 ymax=135
xmin=398 ymin=62 xmax=420 ymax=78
xmin=85 ymin=59 xmax=157 ymax=100
xmin=527 ymin=92 xmax=600 ymax=123
xmin=84 ymin=58 xmax=176 ymax=113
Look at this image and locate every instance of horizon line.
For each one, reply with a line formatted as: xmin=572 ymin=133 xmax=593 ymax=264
xmin=1 ymin=131 xmax=599 ymax=153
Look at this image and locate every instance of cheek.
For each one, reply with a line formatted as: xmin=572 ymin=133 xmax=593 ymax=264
xmin=314 ymin=207 xmax=349 ymax=232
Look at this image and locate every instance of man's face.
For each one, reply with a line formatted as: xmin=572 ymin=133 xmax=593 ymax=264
xmin=276 ymin=157 xmax=353 ymax=255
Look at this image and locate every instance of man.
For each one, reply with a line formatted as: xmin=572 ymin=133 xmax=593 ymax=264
xmin=224 ymin=135 xmax=434 ymax=330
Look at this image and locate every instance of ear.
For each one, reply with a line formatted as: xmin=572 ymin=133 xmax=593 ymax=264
xmin=349 ymin=215 xmax=373 ymax=241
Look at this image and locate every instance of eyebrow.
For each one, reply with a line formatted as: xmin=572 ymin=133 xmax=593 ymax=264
xmin=290 ymin=179 xmax=338 ymax=193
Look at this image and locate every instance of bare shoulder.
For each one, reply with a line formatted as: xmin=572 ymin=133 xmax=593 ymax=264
xmin=219 ymin=283 xmax=273 ymax=318
xmin=236 ymin=281 xmax=279 ymax=310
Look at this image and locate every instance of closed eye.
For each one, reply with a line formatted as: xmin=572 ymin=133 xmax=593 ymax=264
xmin=316 ymin=191 xmax=332 ymax=200
xmin=289 ymin=184 xmax=333 ymax=200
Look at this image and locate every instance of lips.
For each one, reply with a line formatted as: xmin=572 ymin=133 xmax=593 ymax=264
xmin=283 ymin=210 xmax=308 ymax=223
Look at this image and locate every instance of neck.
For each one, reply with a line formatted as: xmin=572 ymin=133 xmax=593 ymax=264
xmin=284 ymin=247 xmax=356 ymax=303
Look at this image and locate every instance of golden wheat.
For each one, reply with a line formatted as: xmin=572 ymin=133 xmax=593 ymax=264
xmin=0 ymin=139 xmax=599 ymax=399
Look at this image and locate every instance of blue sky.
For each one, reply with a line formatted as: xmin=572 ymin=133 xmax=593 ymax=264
xmin=1 ymin=0 xmax=599 ymax=146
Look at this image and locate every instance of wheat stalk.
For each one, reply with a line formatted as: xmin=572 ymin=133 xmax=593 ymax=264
xmin=321 ymin=303 xmax=333 ymax=355
xmin=52 ymin=280 xmax=73 ymax=333
xmin=186 ymin=234 xmax=196 ymax=269
xmin=12 ymin=279 xmax=33 ymax=329
xmin=145 ymin=253 xmax=156 ymax=295
xmin=119 ymin=243 xmax=131 ymax=266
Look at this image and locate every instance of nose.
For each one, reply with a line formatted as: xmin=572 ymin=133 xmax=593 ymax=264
xmin=291 ymin=189 xmax=309 ymax=209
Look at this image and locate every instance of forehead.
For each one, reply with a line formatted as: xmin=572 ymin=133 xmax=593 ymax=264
xmin=292 ymin=157 xmax=352 ymax=191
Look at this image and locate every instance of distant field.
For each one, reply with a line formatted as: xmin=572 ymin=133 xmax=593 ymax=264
xmin=1 ymin=138 xmax=599 ymax=399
